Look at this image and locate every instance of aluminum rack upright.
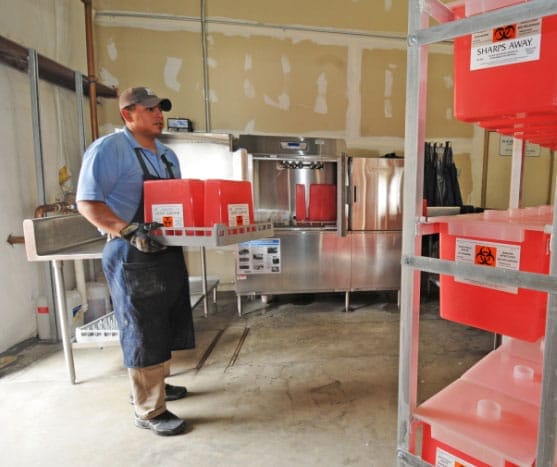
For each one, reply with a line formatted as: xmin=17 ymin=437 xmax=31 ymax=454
xmin=397 ymin=1 xmax=557 ymax=466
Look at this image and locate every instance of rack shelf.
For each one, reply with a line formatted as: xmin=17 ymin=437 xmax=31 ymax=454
xmin=156 ymin=222 xmax=274 ymax=247
xmin=397 ymin=1 xmax=557 ymax=466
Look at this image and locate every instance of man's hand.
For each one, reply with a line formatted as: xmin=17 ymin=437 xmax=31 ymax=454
xmin=120 ymin=222 xmax=167 ymax=253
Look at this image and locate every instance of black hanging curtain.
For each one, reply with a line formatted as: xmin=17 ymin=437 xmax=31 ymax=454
xmin=423 ymin=141 xmax=463 ymax=207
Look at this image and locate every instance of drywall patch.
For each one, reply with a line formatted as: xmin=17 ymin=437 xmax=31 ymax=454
xmin=443 ymin=74 xmax=453 ymax=89
xmin=383 ymin=65 xmax=396 ymax=119
xmin=164 ymin=57 xmax=182 ymax=92
xmin=314 ymin=72 xmax=328 ymax=114
xmin=209 ymin=89 xmax=218 ymax=103
xmin=207 ymin=57 xmax=218 ymax=69
xmin=385 ymin=0 xmax=393 ymax=11
xmin=244 ymin=120 xmax=255 ymax=132
xmin=244 ymin=54 xmax=252 ymax=71
xmin=107 ymin=38 xmax=117 ymax=61
xmin=281 ymin=55 xmax=291 ymax=74
xmin=244 ymin=79 xmax=256 ymax=99
xmin=99 ymin=67 xmax=119 ymax=88
xmin=264 ymin=92 xmax=290 ymax=110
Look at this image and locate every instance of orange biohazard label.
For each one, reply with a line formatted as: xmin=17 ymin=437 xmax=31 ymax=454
xmin=161 ymin=216 xmax=174 ymax=227
xmin=492 ymin=24 xmax=517 ymax=42
xmin=474 ymin=244 xmax=497 ymax=267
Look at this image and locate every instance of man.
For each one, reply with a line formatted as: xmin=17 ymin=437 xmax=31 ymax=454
xmin=76 ymin=87 xmax=195 ymax=436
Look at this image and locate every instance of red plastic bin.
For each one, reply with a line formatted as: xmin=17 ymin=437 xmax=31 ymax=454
xmin=144 ymin=179 xmax=204 ymax=232
xmin=416 ymin=379 xmax=540 ymax=466
xmin=453 ymin=2 xmax=557 ymax=124
xmin=308 ymin=184 xmax=336 ymax=222
xmin=203 ymin=179 xmax=254 ymax=227
xmin=437 ymin=207 xmax=551 ymax=341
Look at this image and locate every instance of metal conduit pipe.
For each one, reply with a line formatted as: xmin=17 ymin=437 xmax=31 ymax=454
xmin=200 ymin=0 xmax=211 ymax=132
xmin=82 ymin=0 xmax=99 ymax=141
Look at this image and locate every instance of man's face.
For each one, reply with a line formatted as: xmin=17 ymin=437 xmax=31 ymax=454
xmin=123 ymin=104 xmax=165 ymax=137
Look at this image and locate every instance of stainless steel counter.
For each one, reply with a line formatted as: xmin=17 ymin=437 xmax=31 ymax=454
xmin=22 ymin=215 xmax=220 ymax=384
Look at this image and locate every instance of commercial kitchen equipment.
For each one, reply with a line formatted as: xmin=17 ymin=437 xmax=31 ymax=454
xmin=23 ymin=213 xmax=271 ymax=383
xmin=234 ymin=134 xmax=403 ymax=313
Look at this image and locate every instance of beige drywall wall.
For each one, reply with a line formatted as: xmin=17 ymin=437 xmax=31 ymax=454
xmin=0 ymin=0 xmax=89 ymax=351
xmin=485 ymin=133 xmax=556 ymax=209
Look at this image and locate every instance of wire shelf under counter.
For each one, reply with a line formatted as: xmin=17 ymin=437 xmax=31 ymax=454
xmin=153 ymin=222 xmax=274 ymax=247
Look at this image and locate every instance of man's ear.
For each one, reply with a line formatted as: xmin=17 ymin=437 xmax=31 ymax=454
xmin=121 ymin=108 xmax=133 ymax=123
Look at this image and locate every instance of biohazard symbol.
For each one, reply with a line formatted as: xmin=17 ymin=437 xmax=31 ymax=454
xmin=493 ymin=24 xmax=517 ymax=42
xmin=161 ymin=216 xmax=174 ymax=227
xmin=475 ymin=245 xmax=496 ymax=267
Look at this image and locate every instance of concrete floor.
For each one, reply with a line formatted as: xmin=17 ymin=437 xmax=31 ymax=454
xmin=0 ymin=291 xmax=493 ymax=466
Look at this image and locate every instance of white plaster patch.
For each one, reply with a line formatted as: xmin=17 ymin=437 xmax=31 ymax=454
xmin=385 ymin=0 xmax=393 ymax=11
xmin=207 ymin=57 xmax=218 ymax=69
xmin=244 ymin=120 xmax=256 ymax=132
xmin=384 ymin=69 xmax=394 ymax=98
xmin=209 ymin=89 xmax=218 ymax=103
xmin=281 ymin=55 xmax=291 ymax=74
xmin=443 ymin=75 xmax=453 ymax=89
xmin=243 ymin=79 xmax=256 ymax=99
xmin=384 ymin=99 xmax=393 ymax=118
xmin=107 ymin=38 xmax=117 ymax=61
xmin=264 ymin=92 xmax=290 ymax=110
xmin=99 ymin=68 xmax=119 ymax=88
xmin=445 ymin=108 xmax=453 ymax=120
xmin=244 ymin=54 xmax=252 ymax=71
xmin=164 ymin=57 xmax=182 ymax=92
xmin=314 ymin=72 xmax=328 ymax=114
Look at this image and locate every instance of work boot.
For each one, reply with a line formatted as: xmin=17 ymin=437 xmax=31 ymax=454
xmin=164 ymin=384 xmax=188 ymax=401
xmin=129 ymin=384 xmax=188 ymax=404
xmin=134 ymin=410 xmax=186 ymax=436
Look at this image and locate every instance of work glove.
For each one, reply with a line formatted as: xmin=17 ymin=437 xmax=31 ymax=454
xmin=120 ymin=222 xmax=167 ymax=253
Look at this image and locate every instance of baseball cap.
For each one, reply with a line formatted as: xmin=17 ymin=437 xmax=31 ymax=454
xmin=118 ymin=87 xmax=172 ymax=111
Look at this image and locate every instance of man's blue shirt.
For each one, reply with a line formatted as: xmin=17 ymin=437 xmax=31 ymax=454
xmin=76 ymin=127 xmax=181 ymax=223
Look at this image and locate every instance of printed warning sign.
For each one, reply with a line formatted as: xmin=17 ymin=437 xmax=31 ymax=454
xmin=455 ymin=238 xmax=520 ymax=293
xmin=228 ymin=204 xmax=250 ymax=227
xmin=236 ymin=238 xmax=281 ymax=275
xmin=470 ymin=18 xmax=542 ymax=70
xmin=152 ymin=204 xmax=184 ymax=227
xmin=435 ymin=447 xmax=475 ymax=467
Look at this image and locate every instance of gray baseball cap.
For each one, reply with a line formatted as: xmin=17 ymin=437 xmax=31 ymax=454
xmin=118 ymin=87 xmax=172 ymax=111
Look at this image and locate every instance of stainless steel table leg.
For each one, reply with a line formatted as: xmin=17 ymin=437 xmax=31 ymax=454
xmin=51 ymin=259 xmax=76 ymax=384
xmin=345 ymin=291 xmax=350 ymax=312
xmin=237 ymin=294 xmax=242 ymax=317
xmin=200 ymin=246 xmax=208 ymax=318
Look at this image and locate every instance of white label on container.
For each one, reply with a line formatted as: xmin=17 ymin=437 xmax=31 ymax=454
xmin=455 ymin=238 xmax=520 ymax=293
xmin=236 ymin=238 xmax=281 ymax=275
xmin=470 ymin=18 xmax=542 ymax=70
xmin=152 ymin=204 xmax=184 ymax=227
xmin=228 ymin=203 xmax=250 ymax=227
xmin=435 ymin=447 xmax=475 ymax=467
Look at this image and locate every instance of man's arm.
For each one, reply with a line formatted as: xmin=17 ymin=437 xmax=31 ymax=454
xmin=77 ymin=200 xmax=127 ymax=237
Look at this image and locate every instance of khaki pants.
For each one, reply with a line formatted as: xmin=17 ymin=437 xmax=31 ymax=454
xmin=129 ymin=360 xmax=171 ymax=419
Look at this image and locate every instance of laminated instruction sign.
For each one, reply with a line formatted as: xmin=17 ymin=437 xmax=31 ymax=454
xmin=470 ymin=18 xmax=542 ymax=71
xmin=455 ymin=238 xmax=520 ymax=293
xmin=236 ymin=238 xmax=281 ymax=276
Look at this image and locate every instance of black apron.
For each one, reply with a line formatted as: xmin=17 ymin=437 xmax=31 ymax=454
xmin=102 ymin=148 xmax=195 ymax=368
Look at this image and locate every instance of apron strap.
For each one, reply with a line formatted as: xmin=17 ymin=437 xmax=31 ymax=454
xmin=134 ymin=148 xmax=176 ymax=180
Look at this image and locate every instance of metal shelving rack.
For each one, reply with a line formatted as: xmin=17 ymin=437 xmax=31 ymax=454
xmin=397 ymin=1 xmax=557 ymax=466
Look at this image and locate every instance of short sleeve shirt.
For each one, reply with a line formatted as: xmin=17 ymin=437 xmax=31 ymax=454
xmin=76 ymin=128 xmax=181 ymax=223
